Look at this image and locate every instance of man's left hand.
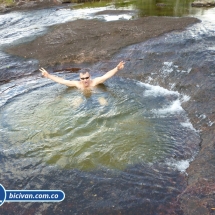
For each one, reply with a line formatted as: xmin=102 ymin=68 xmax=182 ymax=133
xmin=117 ymin=61 xmax=125 ymax=70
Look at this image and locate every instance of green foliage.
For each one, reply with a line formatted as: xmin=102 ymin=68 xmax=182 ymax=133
xmin=0 ymin=0 xmax=15 ymax=6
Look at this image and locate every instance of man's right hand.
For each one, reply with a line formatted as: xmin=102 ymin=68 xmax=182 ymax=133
xmin=39 ymin=68 xmax=49 ymax=78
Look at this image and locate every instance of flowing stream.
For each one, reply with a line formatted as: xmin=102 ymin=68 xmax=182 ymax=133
xmin=0 ymin=2 xmax=215 ymax=214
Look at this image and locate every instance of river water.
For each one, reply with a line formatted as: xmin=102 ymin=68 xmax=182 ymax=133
xmin=0 ymin=2 xmax=215 ymax=214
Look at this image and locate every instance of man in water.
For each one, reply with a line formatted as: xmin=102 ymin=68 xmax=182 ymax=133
xmin=39 ymin=61 xmax=125 ymax=90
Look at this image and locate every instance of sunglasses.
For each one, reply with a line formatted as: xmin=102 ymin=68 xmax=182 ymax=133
xmin=80 ymin=77 xmax=90 ymax=80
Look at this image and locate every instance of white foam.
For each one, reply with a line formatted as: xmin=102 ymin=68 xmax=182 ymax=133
xmin=160 ymin=62 xmax=174 ymax=76
xmin=208 ymin=120 xmax=214 ymax=127
xmin=199 ymin=114 xmax=206 ymax=119
xmin=180 ymin=119 xmax=196 ymax=131
xmin=170 ymin=83 xmax=176 ymax=90
xmin=163 ymin=62 xmax=173 ymax=67
xmin=138 ymin=82 xmax=179 ymax=97
xmin=180 ymin=94 xmax=190 ymax=103
xmin=176 ymin=68 xmax=192 ymax=74
xmin=167 ymin=159 xmax=191 ymax=173
xmin=100 ymin=14 xmax=133 ymax=21
xmin=160 ymin=62 xmax=192 ymax=76
xmin=145 ymin=76 xmax=153 ymax=83
xmin=136 ymin=82 xmax=184 ymax=116
xmin=152 ymin=99 xmax=183 ymax=115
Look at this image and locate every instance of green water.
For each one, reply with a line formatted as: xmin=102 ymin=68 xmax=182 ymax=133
xmin=0 ymin=77 xmax=189 ymax=171
xmin=73 ymin=0 xmax=203 ymax=17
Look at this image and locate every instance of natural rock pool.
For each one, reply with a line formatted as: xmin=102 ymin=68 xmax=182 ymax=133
xmin=0 ymin=74 xmax=200 ymax=214
xmin=0 ymin=75 xmax=200 ymax=170
xmin=0 ymin=2 xmax=215 ymax=215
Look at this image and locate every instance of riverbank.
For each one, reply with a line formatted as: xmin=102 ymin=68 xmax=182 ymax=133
xmin=2 ymin=8 xmax=215 ymax=215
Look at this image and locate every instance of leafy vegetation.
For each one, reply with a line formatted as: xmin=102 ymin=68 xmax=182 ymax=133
xmin=0 ymin=0 xmax=15 ymax=6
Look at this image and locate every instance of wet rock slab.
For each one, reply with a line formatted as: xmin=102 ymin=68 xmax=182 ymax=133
xmin=5 ymin=16 xmax=199 ymax=68
xmin=134 ymin=52 xmax=215 ymax=215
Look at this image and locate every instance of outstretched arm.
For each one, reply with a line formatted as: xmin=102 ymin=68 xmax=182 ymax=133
xmin=40 ymin=68 xmax=79 ymax=87
xmin=93 ymin=61 xmax=125 ymax=85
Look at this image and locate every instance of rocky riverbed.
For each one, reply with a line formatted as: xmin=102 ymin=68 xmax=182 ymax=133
xmin=1 ymin=6 xmax=215 ymax=215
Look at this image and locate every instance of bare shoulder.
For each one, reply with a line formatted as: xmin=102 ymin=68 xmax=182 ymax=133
xmin=73 ymin=80 xmax=82 ymax=88
xmin=64 ymin=80 xmax=80 ymax=88
xmin=91 ymin=77 xmax=105 ymax=86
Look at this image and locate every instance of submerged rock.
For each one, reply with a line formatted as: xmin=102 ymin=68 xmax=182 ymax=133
xmin=192 ymin=0 xmax=215 ymax=7
xmin=156 ymin=3 xmax=167 ymax=7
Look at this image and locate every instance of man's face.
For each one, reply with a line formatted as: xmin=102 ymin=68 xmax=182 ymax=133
xmin=80 ymin=72 xmax=90 ymax=87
